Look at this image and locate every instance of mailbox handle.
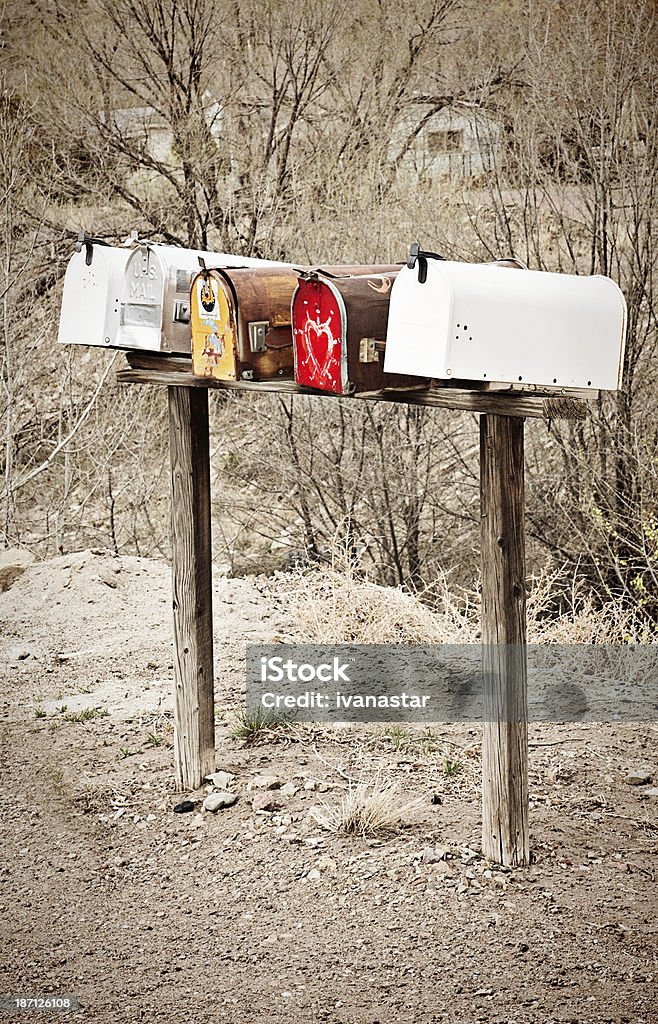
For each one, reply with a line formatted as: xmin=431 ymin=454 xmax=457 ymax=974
xmin=198 ymin=258 xmax=251 ymax=274
xmin=295 ymin=268 xmax=352 ymax=281
xmin=407 ymin=242 xmax=445 ymax=284
xmin=493 ymin=257 xmax=529 ymax=270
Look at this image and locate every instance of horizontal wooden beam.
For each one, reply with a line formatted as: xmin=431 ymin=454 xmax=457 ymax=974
xmin=117 ymin=353 xmax=591 ymax=420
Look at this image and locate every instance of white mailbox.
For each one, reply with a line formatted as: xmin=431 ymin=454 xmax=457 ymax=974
xmin=383 ymin=250 xmax=627 ymax=391
xmin=116 ymin=243 xmax=285 ymax=354
xmin=57 ymin=235 xmax=131 ymax=348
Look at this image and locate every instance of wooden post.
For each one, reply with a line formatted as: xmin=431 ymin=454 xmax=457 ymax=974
xmin=480 ymin=414 xmax=529 ymax=866
xmin=168 ymin=386 xmax=215 ymax=791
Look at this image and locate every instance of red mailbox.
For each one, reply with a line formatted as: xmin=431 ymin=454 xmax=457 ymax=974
xmin=292 ymin=271 xmax=430 ymax=395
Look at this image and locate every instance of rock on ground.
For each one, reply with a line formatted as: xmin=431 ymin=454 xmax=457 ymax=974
xmin=203 ymin=791 xmax=238 ymax=812
xmin=0 ymin=548 xmax=35 ymax=592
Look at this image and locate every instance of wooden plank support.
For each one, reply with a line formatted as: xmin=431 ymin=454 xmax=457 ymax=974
xmin=117 ymin=354 xmax=590 ymax=421
xmin=168 ymin=386 xmax=215 ymax=791
xmin=480 ymin=414 xmax=529 ymax=867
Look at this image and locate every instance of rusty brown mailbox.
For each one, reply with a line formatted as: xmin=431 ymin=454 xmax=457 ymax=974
xmin=191 ymin=265 xmax=398 ymax=383
xmin=292 ymin=270 xmax=430 ymax=395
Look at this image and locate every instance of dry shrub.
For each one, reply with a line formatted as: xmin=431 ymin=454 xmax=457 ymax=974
xmin=276 ymin=557 xmax=655 ymax=648
xmin=526 ymin=569 xmax=654 ymax=644
xmin=275 ymin=549 xmax=477 ymax=645
xmin=310 ymin=777 xmax=421 ymax=838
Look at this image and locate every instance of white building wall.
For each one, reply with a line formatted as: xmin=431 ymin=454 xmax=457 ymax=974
xmin=394 ymin=106 xmax=502 ymax=183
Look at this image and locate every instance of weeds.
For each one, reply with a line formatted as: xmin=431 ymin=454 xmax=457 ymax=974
xmin=310 ymin=776 xmax=421 ymax=837
xmin=62 ymin=707 xmax=108 ymax=723
xmin=275 ymin=557 xmax=653 ymax=649
xmin=231 ymin=707 xmax=292 ymax=744
xmin=370 ymin=725 xmax=437 ymax=757
xmin=385 ymin=724 xmax=410 ymax=750
xmin=44 ymin=766 xmax=65 ymax=789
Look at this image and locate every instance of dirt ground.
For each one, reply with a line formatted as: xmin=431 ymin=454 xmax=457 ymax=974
xmin=0 ymin=551 xmax=656 ymax=1024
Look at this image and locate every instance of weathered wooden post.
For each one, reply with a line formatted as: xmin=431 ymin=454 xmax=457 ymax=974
xmin=480 ymin=413 xmax=529 ymax=866
xmin=168 ymin=386 xmax=215 ymax=790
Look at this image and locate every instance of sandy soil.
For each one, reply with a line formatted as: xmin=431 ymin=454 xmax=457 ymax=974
xmin=0 ymin=551 xmax=656 ymax=1024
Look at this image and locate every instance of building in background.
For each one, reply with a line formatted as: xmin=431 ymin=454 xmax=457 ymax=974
xmin=396 ymin=105 xmax=502 ymax=183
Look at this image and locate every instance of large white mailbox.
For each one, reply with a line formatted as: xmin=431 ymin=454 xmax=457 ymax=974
xmin=116 ymin=243 xmax=284 ymax=354
xmin=383 ymin=251 xmax=627 ymax=391
xmin=57 ymin=235 xmax=131 ymax=349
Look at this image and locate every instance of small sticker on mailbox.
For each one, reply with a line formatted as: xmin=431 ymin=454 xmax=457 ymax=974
xmin=198 ymin=277 xmax=217 ymax=316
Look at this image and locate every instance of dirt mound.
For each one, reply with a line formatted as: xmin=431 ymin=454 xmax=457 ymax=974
xmin=0 ymin=549 xmax=170 ymax=654
xmin=0 ymin=550 xmax=283 ymax=719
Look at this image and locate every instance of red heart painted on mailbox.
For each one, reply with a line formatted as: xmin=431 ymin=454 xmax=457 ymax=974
xmin=293 ymin=279 xmax=344 ymax=394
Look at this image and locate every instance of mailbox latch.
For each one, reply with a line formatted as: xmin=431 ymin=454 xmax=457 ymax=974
xmin=359 ymin=337 xmax=385 ymax=363
xmin=407 ymin=241 xmax=445 ymax=283
xmin=173 ymin=300 xmax=190 ymax=324
xmin=75 ymin=230 xmax=110 ymax=266
xmin=248 ymin=321 xmax=269 ymax=353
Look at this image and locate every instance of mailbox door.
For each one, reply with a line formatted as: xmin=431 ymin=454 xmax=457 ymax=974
xmin=58 ymin=245 xmax=129 ymax=348
xmin=118 ymin=246 xmax=168 ymax=351
xmin=292 ymin=277 xmax=348 ymax=394
xmin=384 ymin=262 xmax=452 ymax=379
xmin=191 ymin=271 xmax=239 ymax=380
xmin=120 ymin=244 xmax=205 ymax=353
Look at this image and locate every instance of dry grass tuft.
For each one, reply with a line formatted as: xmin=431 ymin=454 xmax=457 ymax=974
xmin=231 ymin=706 xmax=298 ymax=745
xmin=310 ymin=776 xmax=421 ymax=837
xmin=275 ymin=550 xmax=476 ymax=645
